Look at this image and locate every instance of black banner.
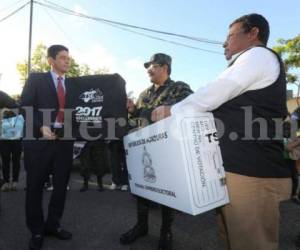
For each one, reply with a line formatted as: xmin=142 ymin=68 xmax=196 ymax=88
xmin=67 ymin=74 xmax=128 ymax=140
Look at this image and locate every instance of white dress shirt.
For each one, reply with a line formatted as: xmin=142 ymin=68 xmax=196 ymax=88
xmin=171 ymin=47 xmax=280 ymax=114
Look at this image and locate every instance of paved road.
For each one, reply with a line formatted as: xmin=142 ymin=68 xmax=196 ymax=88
xmin=1 ymin=170 xmax=300 ymax=250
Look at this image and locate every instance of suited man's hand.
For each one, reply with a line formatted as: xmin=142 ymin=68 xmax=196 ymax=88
xmin=40 ymin=126 xmax=56 ymax=140
xmin=151 ymin=105 xmax=171 ymax=122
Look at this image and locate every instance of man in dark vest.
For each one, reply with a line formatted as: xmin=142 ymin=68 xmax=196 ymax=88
xmin=21 ymin=45 xmax=73 ymax=250
xmin=152 ymin=14 xmax=291 ymax=250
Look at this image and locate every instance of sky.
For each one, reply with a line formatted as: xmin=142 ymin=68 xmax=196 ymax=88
xmin=0 ymin=0 xmax=299 ymax=97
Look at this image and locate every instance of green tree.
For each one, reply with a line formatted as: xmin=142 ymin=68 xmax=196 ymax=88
xmin=17 ymin=43 xmax=108 ymax=83
xmin=67 ymin=57 xmax=81 ymax=77
xmin=17 ymin=43 xmax=50 ymax=82
xmin=79 ymin=64 xmax=91 ymax=76
xmin=273 ymin=35 xmax=300 ymax=85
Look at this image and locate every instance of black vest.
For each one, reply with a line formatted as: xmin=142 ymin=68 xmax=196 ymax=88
xmin=213 ymin=46 xmax=291 ymax=178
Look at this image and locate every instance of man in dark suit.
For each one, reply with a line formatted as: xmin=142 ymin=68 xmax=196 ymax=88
xmin=21 ymin=45 xmax=73 ymax=250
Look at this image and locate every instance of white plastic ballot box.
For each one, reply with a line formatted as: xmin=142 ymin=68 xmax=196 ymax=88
xmin=123 ymin=113 xmax=229 ymax=216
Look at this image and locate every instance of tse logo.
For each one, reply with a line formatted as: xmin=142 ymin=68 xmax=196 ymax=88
xmin=204 ymin=132 xmax=218 ymax=143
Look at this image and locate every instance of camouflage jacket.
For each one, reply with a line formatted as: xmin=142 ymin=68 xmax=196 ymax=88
xmin=130 ymin=78 xmax=193 ymax=128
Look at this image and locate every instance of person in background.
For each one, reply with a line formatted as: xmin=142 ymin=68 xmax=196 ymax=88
xmin=289 ymin=107 xmax=300 ymax=204
xmin=106 ymin=140 xmax=127 ymax=190
xmin=0 ymin=90 xmax=19 ymax=214
xmin=79 ymin=141 xmax=109 ymax=192
xmin=0 ymin=109 xmax=23 ymax=191
xmin=283 ymin=119 xmax=300 ymax=203
xmin=0 ymin=91 xmax=17 ymax=109
xmin=283 ymin=113 xmax=300 ymax=247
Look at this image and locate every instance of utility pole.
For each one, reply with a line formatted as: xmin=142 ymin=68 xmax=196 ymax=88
xmin=27 ymin=0 xmax=34 ymax=77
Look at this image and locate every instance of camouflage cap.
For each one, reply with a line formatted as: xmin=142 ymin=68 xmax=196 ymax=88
xmin=144 ymin=53 xmax=172 ymax=69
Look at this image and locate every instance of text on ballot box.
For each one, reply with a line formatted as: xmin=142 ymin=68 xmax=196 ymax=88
xmin=124 ymin=113 xmax=229 ymax=216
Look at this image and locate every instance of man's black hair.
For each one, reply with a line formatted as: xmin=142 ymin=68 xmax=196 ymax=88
xmin=165 ymin=64 xmax=171 ymax=75
xmin=230 ymin=13 xmax=270 ymax=45
xmin=47 ymin=45 xmax=69 ymax=59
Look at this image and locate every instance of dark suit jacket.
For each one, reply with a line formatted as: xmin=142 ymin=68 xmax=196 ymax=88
xmin=20 ymin=72 xmax=71 ymax=150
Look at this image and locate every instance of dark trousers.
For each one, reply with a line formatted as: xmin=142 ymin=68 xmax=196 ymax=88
xmin=0 ymin=140 xmax=22 ymax=183
xmin=120 ymin=146 xmax=128 ymax=185
xmin=79 ymin=141 xmax=109 ymax=180
xmin=108 ymin=140 xmax=128 ymax=185
xmin=291 ymin=163 xmax=299 ymax=196
xmin=286 ymin=159 xmax=298 ymax=196
xmin=24 ymin=140 xmax=73 ymax=235
xmin=137 ymin=197 xmax=174 ymax=232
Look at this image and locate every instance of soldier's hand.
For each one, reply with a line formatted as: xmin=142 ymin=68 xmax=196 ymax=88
xmin=127 ymin=98 xmax=136 ymax=114
xmin=151 ymin=106 xmax=171 ymax=122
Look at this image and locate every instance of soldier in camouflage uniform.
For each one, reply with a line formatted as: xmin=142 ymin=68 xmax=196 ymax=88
xmin=120 ymin=53 xmax=193 ymax=250
xmin=79 ymin=141 xmax=110 ymax=192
